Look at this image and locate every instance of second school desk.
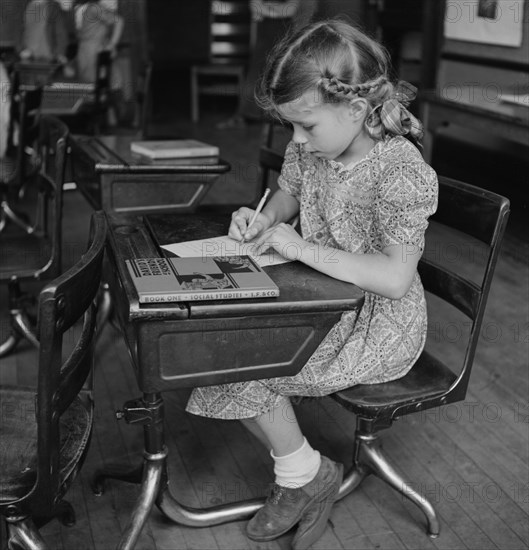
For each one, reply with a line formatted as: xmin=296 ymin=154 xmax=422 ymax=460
xmin=102 ymin=211 xmax=364 ymax=550
xmin=420 ymin=86 xmax=529 ymax=162
xmin=70 ymin=134 xmax=230 ymax=214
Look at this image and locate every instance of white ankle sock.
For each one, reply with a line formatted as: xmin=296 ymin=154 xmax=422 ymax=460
xmin=271 ymin=437 xmax=321 ymax=488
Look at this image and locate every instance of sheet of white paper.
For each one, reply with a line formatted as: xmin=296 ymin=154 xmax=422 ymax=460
xmin=161 ymin=235 xmax=292 ymax=268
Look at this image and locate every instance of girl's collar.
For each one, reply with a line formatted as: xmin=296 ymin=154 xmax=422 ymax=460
xmin=325 ymin=137 xmax=386 ymax=172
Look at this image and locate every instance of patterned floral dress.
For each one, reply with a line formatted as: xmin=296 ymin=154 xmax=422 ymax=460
xmin=186 ymin=136 xmax=438 ymax=419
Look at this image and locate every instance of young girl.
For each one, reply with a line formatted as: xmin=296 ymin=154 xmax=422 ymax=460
xmin=187 ymin=19 xmax=438 ymax=549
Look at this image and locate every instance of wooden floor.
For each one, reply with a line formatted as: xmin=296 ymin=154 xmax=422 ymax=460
xmin=1 ymin=109 xmax=528 ymax=550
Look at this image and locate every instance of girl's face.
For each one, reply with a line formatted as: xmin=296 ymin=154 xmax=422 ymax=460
xmin=277 ymin=90 xmax=371 ymax=165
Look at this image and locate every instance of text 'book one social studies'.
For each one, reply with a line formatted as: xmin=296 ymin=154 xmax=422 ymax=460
xmin=126 ymin=256 xmax=279 ymax=303
xmin=130 ymin=139 xmax=219 ymax=159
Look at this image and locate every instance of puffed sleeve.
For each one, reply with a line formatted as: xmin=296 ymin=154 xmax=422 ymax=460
xmin=277 ymin=141 xmax=304 ymax=201
xmin=376 ymin=159 xmax=438 ymax=252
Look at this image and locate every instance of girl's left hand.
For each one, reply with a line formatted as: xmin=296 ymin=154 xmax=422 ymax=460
xmin=105 ymin=45 xmax=117 ymax=59
xmin=252 ymin=223 xmax=307 ymax=261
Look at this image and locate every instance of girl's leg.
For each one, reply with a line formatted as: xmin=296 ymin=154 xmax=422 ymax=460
xmin=245 ymin=397 xmax=342 ymax=544
xmin=187 ymin=385 xmax=342 ymax=544
xmin=252 ymin=396 xmax=304 ymax=456
xmin=247 ymin=397 xmax=320 ymax=489
xmin=240 ymin=417 xmax=272 ymax=451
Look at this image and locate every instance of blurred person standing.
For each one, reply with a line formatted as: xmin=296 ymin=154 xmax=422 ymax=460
xmin=19 ymin=0 xmax=69 ymax=64
xmin=74 ymin=0 xmax=124 ymax=85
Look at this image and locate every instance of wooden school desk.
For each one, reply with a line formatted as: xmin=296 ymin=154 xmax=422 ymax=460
xmin=40 ymin=82 xmax=97 ymax=116
xmin=420 ymin=86 xmax=529 ymax=162
xmin=100 ymin=211 xmax=364 ymax=550
xmin=70 ymin=134 xmax=230 ymax=214
xmin=19 ymin=74 xmax=101 ymax=117
xmin=14 ymin=60 xmax=61 ymax=87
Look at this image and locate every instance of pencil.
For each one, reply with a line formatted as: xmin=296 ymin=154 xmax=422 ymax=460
xmin=241 ymin=188 xmax=271 ymax=243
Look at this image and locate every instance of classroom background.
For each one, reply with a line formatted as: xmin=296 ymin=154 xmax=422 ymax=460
xmin=0 ymin=1 xmax=527 ymax=549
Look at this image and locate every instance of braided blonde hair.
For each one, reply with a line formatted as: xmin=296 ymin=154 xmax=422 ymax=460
xmin=257 ymin=19 xmax=395 ymax=118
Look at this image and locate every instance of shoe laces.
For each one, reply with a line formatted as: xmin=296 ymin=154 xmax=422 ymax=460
xmin=269 ymin=484 xmax=287 ymax=505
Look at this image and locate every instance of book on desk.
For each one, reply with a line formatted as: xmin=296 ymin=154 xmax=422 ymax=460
xmin=130 ymin=139 xmax=219 ymax=159
xmin=126 ymin=256 xmax=279 ymax=303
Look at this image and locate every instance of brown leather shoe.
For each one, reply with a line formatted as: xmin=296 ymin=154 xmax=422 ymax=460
xmin=246 ymin=456 xmax=343 ymax=542
xmin=292 ymin=461 xmax=343 ymax=550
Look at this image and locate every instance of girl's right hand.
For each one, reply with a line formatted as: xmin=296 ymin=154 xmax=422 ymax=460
xmin=229 ymin=207 xmax=272 ymax=242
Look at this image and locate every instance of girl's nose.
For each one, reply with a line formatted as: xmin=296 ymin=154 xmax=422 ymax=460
xmin=292 ymin=127 xmax=307 ymax=144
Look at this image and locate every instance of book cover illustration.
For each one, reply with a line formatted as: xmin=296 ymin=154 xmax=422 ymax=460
xmin=130 ymin=139 xmax=220 ymax=159
xmin=126 ymin=256 xmax=279 ymax=303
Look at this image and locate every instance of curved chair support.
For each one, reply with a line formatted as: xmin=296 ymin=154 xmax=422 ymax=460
xmin=0 ymin=334 xmax=20 ymax=358
xmin=0 ymin=200 xmax=35 ymax=235
xmin=117 ymin=451 xmax=166 ymax=550
xmin=11 ymin=310 xmax=39 ymax=348
xmin=0 ymin=310 xmax=39 ymax=359
xmin=355 ymin=433 xmax=440 ymax=537
xmin=336 ymin=463 xmax=369 ymax=501
xmin=6 ymin=517 xmax=48 ymax=550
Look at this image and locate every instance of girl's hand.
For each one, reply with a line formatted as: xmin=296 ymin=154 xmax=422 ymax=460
xmin=253 ymin=223 xmax=306 ymax=261
xmin=229 ymin=207 xmax=272 ymax=242
xmin=104 ymin=44 xmax=118 ymax=59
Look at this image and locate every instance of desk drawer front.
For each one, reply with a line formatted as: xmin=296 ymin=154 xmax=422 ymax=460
xmin=137 ymin=312 xmax=346 ymax=391
xmin=104 ymin=174 xmax=218 ymax=214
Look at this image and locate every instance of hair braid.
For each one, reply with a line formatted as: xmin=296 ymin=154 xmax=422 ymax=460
xmin=318 ymin=75 xmax=387 ymax=103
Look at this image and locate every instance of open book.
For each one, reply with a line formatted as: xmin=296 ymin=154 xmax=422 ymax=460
xmin=161 ymin=235 xmax=292 ymax=268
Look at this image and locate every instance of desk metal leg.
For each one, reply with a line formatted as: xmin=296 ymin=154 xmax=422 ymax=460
xmin=157 ymin=481 xmax=264 ymax=527
xmin=156 ymin=456 xmax=366 ymax=527
xmin=117 ymin=449 xmax=166 ymax=550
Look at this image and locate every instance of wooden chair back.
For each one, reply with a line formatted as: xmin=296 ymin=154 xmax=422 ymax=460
xmin=209 ymin=0 xmax=252 ymax=65
xmin=37 ymin=209 xmax=106 ymax=411
xmin=415 ymin=176 xmax=510 ymax=407
xmin=0 ymin=213 xmax=105 ymax=544
xmin=333 ymin=176 xmax=510 ymax=422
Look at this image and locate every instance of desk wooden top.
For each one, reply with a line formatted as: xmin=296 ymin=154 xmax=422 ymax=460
xmin=106 ymin=212 xmax=364 ymax=323
xmin=71 ymin=135 xmax=231 ymax=174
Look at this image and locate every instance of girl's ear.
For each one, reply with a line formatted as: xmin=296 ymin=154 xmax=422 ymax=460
xmin=349 ymin=98 xmax=369 ymax=121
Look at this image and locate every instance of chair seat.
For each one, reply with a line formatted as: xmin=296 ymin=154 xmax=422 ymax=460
xmin=332 ymin=350 xmax=458 ymax=414
xmin=0 ymin=233 xmax=53 ymax=280
xmin=0 ymin=387 xmax=92 ymax=503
